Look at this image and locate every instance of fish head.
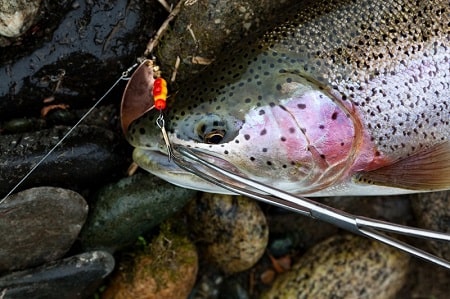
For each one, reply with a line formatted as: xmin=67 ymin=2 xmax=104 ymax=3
xmin=127 ymin=48 xmax=359 ymax=195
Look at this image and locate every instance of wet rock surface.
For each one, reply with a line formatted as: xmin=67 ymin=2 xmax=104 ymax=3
xmin=186 ymin=193 xmax=268 ymax=274
xmin=0 ymin=250 xmax=114 ymax=299
xmin=0 ymin=0 xmax=161 ymax=120
xmin=0 ymin=187 xmax=88 ymax=274
xmin=262 ymin=234 xmax=410 ymax=299
xmin=0 ymin=124 xmax=128 ymax=197
xmin=80 ymin=173 xmax=197 ymax=252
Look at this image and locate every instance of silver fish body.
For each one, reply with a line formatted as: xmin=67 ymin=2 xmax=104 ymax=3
xmin=127 ymin=0 xmax=450 ymax=196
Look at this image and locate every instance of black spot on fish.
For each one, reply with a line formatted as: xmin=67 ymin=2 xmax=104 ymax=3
xmin=276 ymin=84 xmax=282 ymax=91
xmin=269 ymin=102 xmax=276 ymax=107
xmin=267 ymin=161 xmax=272 ymax=166
xmin=244 ymin=134 xmax=251 ymax=140
xmin=250 ymin=156 xmax=255 ymax=161
xmin=298 ymin=103 xmax=306 ymax=109
xmin=224 ymin=150 xmax=229 ymax=154
xmin=331 ymin=112 xmax=338 ymax=120
xmin=245 ymin=98 xmax=252 ymax=103
xmin=259 ymin=109 xmax=265 ymax=115
xmin=260 ymin=129 xmax=267 ymax=136
xmin=281 ymin=137 xmax=287 ymax=142
xmin=262 ymin=148 xmax=268 ymax=152
xmin=319 ymin=125 xmax=325 ymax=129
xmin=320 ymin=154 xmax=326 ymax=159
xmin=139 ymin=128 xmax=145 ymax=135
xmin=289 ymin=127 xmax=295 ymax=133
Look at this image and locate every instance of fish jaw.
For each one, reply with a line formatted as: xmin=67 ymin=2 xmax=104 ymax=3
xmin=133 ymin=148 xmax=237 ymax=194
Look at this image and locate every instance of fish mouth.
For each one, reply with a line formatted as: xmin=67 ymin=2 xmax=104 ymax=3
xmin=132 ymin=148 xmax=238 ymax=194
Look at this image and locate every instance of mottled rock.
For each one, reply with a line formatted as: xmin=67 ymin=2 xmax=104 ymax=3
xmin=102 ymin=226 xmax=197 ymax=299
xmin=80 ymin=173 xmax=197 ymax=252
xmin=0 ymin=250 xmax=114 ymax=299
xmin=262 ymin=234 xmax=410 ymax=299
xmin=0 ymin=0 xmax=42 ymax=37
xmin=187 ymin=193 xmax=268 ymax=273
xmin=0 ymin=187 xmax=88 ymax=273
xmin=410 ymin=191 xmax=450 ymax=260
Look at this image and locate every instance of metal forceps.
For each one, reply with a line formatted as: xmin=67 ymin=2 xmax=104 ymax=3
xmin=171 ymin=145 xmax=450 ymax=270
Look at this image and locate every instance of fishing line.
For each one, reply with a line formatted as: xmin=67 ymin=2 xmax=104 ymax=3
xmin=0 ymin=63 xmax=139 ymax=205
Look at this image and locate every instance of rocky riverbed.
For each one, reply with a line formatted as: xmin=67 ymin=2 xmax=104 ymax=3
xmin=0 ymin=0 xmax=449 ymax=298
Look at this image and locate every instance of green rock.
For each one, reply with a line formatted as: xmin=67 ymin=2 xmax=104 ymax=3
xmin=80 ymin=173 xmax=197 ymax=252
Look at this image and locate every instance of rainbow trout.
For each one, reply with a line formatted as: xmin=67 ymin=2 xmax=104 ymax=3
xmin=127 ymin=0 xmax=449 ymax=196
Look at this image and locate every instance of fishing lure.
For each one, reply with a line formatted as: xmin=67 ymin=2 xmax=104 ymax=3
xmin=120 ymin=59 xmax=173 ymax=160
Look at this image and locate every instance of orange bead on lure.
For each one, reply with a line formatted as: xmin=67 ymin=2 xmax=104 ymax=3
xmin=120 ymin=60 xmax=173 ymax=160
xmin=153 ymin=77 xmax=168 ymax=111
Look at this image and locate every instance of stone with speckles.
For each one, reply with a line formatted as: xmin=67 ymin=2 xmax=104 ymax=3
xmin=262 ymin=234 xmax=410 ymax=299
xmin=186 ymin=193 xmax=268 ymax=273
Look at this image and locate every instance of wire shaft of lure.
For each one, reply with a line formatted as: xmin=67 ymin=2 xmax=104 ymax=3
xmin=156 ymin=112 xmax=173 ymax=161
xmin=0 ymin=64 xmax=139 ymax=205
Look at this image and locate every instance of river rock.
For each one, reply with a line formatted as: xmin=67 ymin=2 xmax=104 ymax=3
xmin=0 ymin=0 xmax=42 ymax=38
xmin=102 ymin=226 xmax=197 ymax=299
xmin=0 ymin=187 xmax=88 ymax=273
xmin=80 ymin=173 xmax=197 ymax=252
xmin=262 ymin=234 xmax=410 ymax=299
xmin=410 ymin=191 xmax=450 ymax=260
xmin=0 ymin=250 xmax=114 ymax=299
xmin=0 ymin=125 xmax=128 ymax=197
xmin=186 ymin=193 xmax=268 ymax=273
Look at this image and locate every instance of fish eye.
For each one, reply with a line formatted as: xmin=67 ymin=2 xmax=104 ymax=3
xmin=204 ymin=130 xmax=225 ymax=144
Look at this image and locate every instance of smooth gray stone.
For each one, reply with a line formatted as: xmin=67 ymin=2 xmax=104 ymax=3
xmin=80 ymin=173 xmax=197 ymax=252
xmin=0 ymin=251 xmax=114 ymax=299
xmin=0 ymin=187 xmax=88 ymax=273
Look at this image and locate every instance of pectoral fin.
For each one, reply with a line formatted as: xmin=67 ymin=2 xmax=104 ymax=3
xmin=355 ymin=142 xmax=450 ymax=191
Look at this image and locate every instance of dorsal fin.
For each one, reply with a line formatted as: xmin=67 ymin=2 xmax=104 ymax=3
xmin=355 ymin=142 xmax=450 ymax=191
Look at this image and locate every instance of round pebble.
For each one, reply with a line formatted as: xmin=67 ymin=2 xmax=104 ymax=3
xmin=0 ymin=0 xmax=42 ymax=37
xmin=0 ymin=187 xmax=88 ymax=273
xmin=102 ymin=226 xmax=198 ymax=299
xmin=80 ymin=173 xmax=197 ymax=252
xmin=262 ymin=234 xmax=410 ymax=299
xmin=186 ymin=193 xmax=268 ymax=273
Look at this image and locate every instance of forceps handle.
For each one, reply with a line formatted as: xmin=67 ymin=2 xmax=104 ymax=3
xmin=173 ymin=146 xmax=450 ymax=269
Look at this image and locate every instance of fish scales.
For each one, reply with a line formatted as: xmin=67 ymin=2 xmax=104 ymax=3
xmin=128 ymin=0 xmax=450 ymax=196
xmin=261 ymin=0 xmax=449 ymax=158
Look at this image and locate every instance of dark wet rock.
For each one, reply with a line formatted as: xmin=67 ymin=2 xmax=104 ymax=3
xmin=0 ymin=0 xmax=161 ymax=120
xmin=0 ymin=0 xmax=42 ymax=39
xmin=186 ymin=193 xmax=268 ymax=273
xmin=80 ymin=173 xmax=197 ymax=252
xmin=262 ymin=234 xmax=410 ymax=299
xmin=102 ymin=225 xmax=197 ymax=299
xmin=0 ymin=250 xmax=114 ymax=299
xmin=0 ymin=187 xmax=88 ymax=274
xmin=0 ymin=124 xmax=128 ymax=197
xmin=157 ymin=0 xmax=303 ymax=83
xmin=410 ymin=191 xmax=450 ymax=260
